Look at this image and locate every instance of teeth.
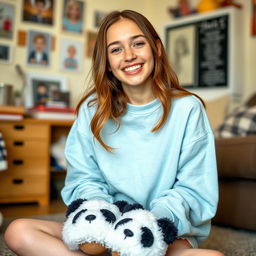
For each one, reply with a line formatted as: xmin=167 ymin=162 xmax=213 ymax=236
xmin=124 ymin=65 xmax=141 ymax=72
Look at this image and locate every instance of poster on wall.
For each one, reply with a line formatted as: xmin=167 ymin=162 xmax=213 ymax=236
xmin=60 ymin=39 xmax=82 ymax=72
xmin=62 ymin=0 xmax=85 ymax=34
xmin=166 ymin=14 xmax=229 ymax=89
xmin=0 ymin=2 xmax=15 ymax=39
xmin=27 ymin=30 xmax=51 ymax=67
xmin=22 ymin=0 xmax=54 ymax=25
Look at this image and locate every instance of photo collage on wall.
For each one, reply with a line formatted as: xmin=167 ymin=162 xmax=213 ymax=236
xmin=0 ymin=0 xmax=109 ymax=71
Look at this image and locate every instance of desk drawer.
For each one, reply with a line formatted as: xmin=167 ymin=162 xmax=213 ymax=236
xmin=5 ymin=140 xmax=48 ymax=157
xmin=6 ymin=156 xmax=48 ymax=175
xmin=0 ymin=175 xmax=48 ymax=197
xmin=0 ymin=123 xmax=49 ymax=140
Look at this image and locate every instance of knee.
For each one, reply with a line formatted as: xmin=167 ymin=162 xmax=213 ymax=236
xmin=4 ymin=219 xmax=33 ymax=252
xmin=208 ymin=251 xmax=225 ymax=256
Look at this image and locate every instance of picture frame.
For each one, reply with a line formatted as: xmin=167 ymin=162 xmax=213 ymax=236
xmin=94 ymin=10 xmax=107 ymax=28
xmin=22 ymin=0 xmax=54 ymax=26
xmin=0 ymin=2 xmax=15 ymax=39
xmin=166 ymin=24 xmax=197 ymax=87
xmin=27 ymin=30 xmax=51 ymax=67
xmin=85 ymin=30 xmax=97 ymax=58
xmin=165 ymin=12 xmax=229 ymax=89
xmin=0 ymin=44 xmax=13 ymax=64
xmin=62 ymin=0 xmax=85 ymax=34
xmin=25 ymin=73 xmax=68 ymax=108
xmin=60 ymin=38 xmax=83 ymax=72
xmin=252 ymin=0 xmax=256 ymax=36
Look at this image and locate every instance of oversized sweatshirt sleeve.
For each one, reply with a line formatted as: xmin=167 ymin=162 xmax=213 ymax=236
xmin=61 ymin=102 xmax=113 ymax=205
xmin=150 ymin=98 xmax=218 ymax=248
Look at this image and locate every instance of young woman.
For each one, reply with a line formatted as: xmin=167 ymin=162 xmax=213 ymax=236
xmin=4 ymin=10 xmax=224 ymax=256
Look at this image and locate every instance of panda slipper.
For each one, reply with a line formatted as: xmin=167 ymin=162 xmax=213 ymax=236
xmin=105 ymin=204 xmax=178 ymax=256
xmin=62 ymin=199 xmax=125 ymax=255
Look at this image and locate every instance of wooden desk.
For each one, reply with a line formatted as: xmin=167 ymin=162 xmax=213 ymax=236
xmin=0 ymin=118 xmax=73 ymax=205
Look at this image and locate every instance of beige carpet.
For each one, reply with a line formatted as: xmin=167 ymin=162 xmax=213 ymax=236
xmin=1 ymin=213 xmax=256 ymax=255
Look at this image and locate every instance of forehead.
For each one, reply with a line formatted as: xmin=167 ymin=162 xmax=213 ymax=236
xmin=107 ymin=18 xmax=144 ymax=43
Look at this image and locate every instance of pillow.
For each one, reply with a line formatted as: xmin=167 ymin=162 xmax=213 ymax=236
xmin=215 ymin=105 xmax=256 ymax=138
xmin=205 ymin=95 xmax=230 ymax=130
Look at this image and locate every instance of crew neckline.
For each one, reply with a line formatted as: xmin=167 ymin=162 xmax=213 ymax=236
xmin=126 ymin=98 xmax=161 ymax=114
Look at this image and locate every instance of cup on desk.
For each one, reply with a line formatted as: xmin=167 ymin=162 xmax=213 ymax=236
xmin=0 ymin=83 xmax=14 ymax=105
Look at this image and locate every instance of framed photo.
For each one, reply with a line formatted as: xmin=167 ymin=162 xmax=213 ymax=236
xmin=94 ymin=10 xmax=107 ymax=28
xmin=27 ymin=30 xmax=51 ymax=67
xmin=25 ymin=73 xmax=68 ymax=108
xmin=0 ymin=2 xmax=15 ymax=39
xmin=60 ymin=39 xmax=83 ymax=72
xmin=252 ymin=0 xmax=256 ymax=36
xmin=86 ymin=30 xmax=97 ymax=58
xmin=22 ymin=0 xmax=54 ymax=25
xmin=165 ymin=14 xmax=229 ymax=89
xmin=0 ymin=44 xmax=13 ymax=64
xmin=62 ymin=0 xmax=84 ymax=34
xmin=166 ymin=24 xmax=197 ymax=87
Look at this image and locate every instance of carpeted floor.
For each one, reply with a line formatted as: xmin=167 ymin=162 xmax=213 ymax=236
xmin=1 ymin=213 xmax=256 ymax=255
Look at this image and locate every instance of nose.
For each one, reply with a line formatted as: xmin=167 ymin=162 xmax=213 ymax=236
xmin=124 ymin=229 xmax=134 ymax=238
xmin=124 ymin=47 xmax=136 ymax=62
xmin=85 ymin=214 xmax=96 ymax=222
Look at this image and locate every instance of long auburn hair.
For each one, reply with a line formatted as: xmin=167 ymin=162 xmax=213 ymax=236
xmin=77 ymin=9 xmax=204 ymax=151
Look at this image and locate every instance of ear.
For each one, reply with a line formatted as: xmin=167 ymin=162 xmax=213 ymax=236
xmin=157 ymin=218 xmax=177 ymax=244
xmin=156 ymin=39 xmax=162 ymax=57
xmin=122 ymin=203 xmax=144 ymax=214
xmin=100 ymin=209 xmax=117 ymax=224
xmin=66 ymin=198 xmax=87 ymax=218
xmin=113 ymin=200 xmax=129 ymax=213
xmin=141 ymin=227 xmax=154 ymax=247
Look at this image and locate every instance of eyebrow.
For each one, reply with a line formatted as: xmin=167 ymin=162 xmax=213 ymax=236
xmin=107 ymin=34 xmax=146 ymax=49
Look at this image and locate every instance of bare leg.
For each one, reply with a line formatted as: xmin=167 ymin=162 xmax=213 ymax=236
xmin=166 ymin=240 xmax=225 ymax=256
xmin=4 ymin=218 xmax=88 ymax=256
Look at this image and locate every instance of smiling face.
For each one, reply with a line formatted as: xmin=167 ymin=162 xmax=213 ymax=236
xmin=106 ymin=18 xmax=155 ymax=100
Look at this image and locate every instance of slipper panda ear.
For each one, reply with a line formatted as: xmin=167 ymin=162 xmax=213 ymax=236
xmin=141 ymin=227 xmax=154 ymax=247
xmin=157 ymin=218 xmax=178 ymax=244
xmin=66 ymin=198 xmax=87 ymax=217
xmin=122 ymin=203 xmax=144 ymax=214
xmin=113 ymin=200 xmax=129 ymax=212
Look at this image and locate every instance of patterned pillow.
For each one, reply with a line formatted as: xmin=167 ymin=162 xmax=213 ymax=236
xmin=215 ymin=105 xmax=256 ymax=138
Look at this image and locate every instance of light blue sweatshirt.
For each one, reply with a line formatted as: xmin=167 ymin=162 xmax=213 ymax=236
xmin=61 ymin=95 xmax=218 ymax=248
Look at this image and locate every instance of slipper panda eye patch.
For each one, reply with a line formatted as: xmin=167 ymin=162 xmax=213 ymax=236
xmin=114 ymin=218 xmax=133 ymax=229
xmin=141 ymin=227 xmax=154 ymax=247
xmin=100 ymin=209 xmax=117 ymax=224
xmin=72 ymin=209 xmax=87 ymax=224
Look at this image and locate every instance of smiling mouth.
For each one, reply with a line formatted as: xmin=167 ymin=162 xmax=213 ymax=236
xmin=123 ymin=64 xmax=143 ymax=73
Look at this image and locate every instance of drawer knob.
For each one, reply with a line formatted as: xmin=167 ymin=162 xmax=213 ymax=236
xmin=14 ymin=125 xmax=25 ymax=130
xmin=13 ymin=141 xmax=24 ymax=146
xmin=13 ymin=160 xmax=24 ymax=165
xmin=12 ymin=179 xmax=24 ymax=184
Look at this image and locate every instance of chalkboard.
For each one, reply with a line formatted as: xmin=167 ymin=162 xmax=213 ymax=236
xmin=166 ymin=14 xmax=229 ymax=88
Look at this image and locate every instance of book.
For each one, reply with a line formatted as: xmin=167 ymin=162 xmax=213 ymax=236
xmin=0 ymin=105 xmax=25 ymax=120
xmin=0 ymin=105 xmax=25 ymax=115
xmin=26 ymin=105 xmax=76 ymax=120
xmin=28 ymin=111 xmax=76 ymax=120
xmin=0 ymin=113 xmax=24 ymax=120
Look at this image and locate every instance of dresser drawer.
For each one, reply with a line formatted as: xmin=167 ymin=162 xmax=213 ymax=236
xmin=6 ymin=156 xmax=49 ymax=175
xmin=0 ymin=175 xmax=48 ymax=197
xmin=0 ymin=123 xmax=49 ymax=140
xmin=5 ymin=140 xmax=48 ymax=157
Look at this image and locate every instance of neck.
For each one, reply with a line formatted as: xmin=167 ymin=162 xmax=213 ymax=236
xmin=122 ymin=82 xmax=155 ymax=105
